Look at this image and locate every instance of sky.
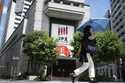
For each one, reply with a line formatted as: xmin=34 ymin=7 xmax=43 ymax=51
xmin=85 ymin=0 xmax=110 ymax=19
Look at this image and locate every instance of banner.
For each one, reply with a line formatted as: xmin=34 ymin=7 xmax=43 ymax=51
xmin=51 ymin=23 xmax=74 ymax=57
xmin=0 ymin=0 xmax=12 ymax=46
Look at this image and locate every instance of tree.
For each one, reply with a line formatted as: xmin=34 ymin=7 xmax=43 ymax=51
xmin=71 ymin=31 xmax=125 ymax=63
xmin=23 ymin=31 xmax=58 ymax=79
xmin=95 ymin=31 xmax=125 ymax=63
xmin=71 ymin=31 xmax=82 ymax=58
xmin=23 ymin=31 xmax=57 ymax=64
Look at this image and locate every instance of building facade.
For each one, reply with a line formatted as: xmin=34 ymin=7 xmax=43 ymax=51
xmin=0 ymin=0 xmax=90 ymax=78
xmin=110 ymin=0 xmax=125 ymax=41
xmin=110 ymin=1 xmax=125 ymax=81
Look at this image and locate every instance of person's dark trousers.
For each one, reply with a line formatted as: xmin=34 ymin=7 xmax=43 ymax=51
xmin=79 ymin=52 xmax=88 ymax=62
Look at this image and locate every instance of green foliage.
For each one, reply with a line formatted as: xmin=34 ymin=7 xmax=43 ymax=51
xmin=95 ymin=31 xmax=125 ymax=62
xmin=71 ymin=31 xmax=125 ymax=63
xmin=23 ymin=31 xmax=57 ymax=64
xmin=71 ymin=31 xmax=82 ymax=57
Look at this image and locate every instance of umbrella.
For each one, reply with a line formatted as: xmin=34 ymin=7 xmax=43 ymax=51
xmin=78 ymin=19 xmax=110 ymax=32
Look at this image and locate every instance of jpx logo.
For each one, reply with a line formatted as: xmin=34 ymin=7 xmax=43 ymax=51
xmin=58 ymin=26 xmax=68 ymax=42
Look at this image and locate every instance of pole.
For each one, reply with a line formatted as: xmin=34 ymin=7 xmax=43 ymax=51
xmin=50 ymin=62 xmax=53 ymax=80
xmin=119 ymin=58 xmax=122 ymax=81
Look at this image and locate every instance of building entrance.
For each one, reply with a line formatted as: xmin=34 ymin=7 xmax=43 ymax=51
xmin=53 ymin=58 xmax=76 ymax=77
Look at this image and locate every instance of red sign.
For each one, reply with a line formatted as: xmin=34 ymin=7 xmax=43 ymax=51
xmin=56 ymin=46 xmax=70 ymax=57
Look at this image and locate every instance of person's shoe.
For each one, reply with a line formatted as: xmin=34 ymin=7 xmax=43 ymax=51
xmin=89 ymin=78 xmax=96 ymax=83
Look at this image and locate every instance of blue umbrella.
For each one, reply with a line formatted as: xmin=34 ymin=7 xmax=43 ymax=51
xmin=78 ymin=19 xmax=110 ymax=32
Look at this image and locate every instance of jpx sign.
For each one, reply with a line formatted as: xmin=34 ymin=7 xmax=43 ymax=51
xmin=51 ymin=23 xmax=74 ymax=57
xmin=51 ymin=23 xmax=74 ymax=44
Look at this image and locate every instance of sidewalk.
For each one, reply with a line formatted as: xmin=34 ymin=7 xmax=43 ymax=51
xmin=0 ymin=80 xmax=125 ymax=83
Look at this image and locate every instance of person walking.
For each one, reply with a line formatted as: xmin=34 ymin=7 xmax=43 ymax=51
xmin=71 ymin=25 xmax=96 ymax=83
